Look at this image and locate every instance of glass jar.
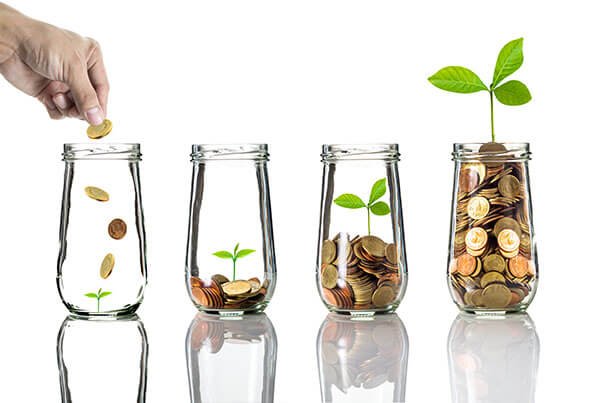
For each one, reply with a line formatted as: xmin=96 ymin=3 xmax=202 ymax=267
xmin=57 ymin=315 xmax=149 ymax=402
xmin=57 ymin=144 xmax=147 ymax=317
xmin=448 ymin=313 xmax=539 ymax=402
xmin=317 ymin=144 xmax=408 ymax=314
xmin=186 ymin=144 xmax=276 ymax=315
xmin=317 ymin=313 xmax=409 ymax=402
xmin=186 ymin=313 xmax=277 ymax=403
xmin=448 ymin=143 xmax=538 ymax=313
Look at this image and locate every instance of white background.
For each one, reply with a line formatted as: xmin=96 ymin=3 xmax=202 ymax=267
xmin=0 ymin=1 xmax=597 ymax=402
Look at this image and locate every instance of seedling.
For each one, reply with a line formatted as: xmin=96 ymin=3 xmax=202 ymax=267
xmin=84 ymin=288 xmax=112 ymax=312
xmin=213 ymin=243 xmax=256 ymax=281
xmin=428 ymin=38 xmax=531 ymax=141
xmin=334 ymin=178 xmax=391 ymax=235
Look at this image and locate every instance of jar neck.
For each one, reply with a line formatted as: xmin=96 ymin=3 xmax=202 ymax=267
xmin=452 ymin=142 xmax=531 ymax=162
xmin=63 ymin=143 xmax=141 ymax=161
xmin=191 ymin=144 xmax=269 ymax=162
xmin=321 ymin=144 xmax=400 ymax=162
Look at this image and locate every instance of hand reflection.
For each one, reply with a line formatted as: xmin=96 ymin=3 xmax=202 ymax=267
xmin=317 ymin=313 xmax=409 ymax=403
xmin=448 ymin=313 xmax=539 ymax=403
xmin=186 ymin=313 xmax=277 ymax=403
xmin=56 ymin=315 xmax=148 ymax=403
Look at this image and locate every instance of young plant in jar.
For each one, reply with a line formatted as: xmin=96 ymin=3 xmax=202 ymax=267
xmin=429 ymin=38 xmax=538 ymax=312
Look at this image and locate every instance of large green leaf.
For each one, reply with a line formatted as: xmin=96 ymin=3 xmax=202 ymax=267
xmin=334 ymin=194 xmax=366 ymax=209
xmin=235 ymin=249 xmax=255 ymax=259
xmin=492 ymin=38 xmax=524 ymax=88
xmin=370 ymin=201 xmax=391 ymax=216
xmin=428 ymin=66 xmax=488 ymax=93
xmin=494 ymin=80 xmax=532 ymax=105
xmin=213 ymin=251 xmax=234 ymax=259
xmin=369 ymin=178 xmax=387 ymax=205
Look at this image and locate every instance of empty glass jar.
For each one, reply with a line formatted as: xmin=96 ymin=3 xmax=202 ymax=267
xmin=186 ymin=144 xmax=276 ymax=314
xmin=448 ymin=143 xmax=538 ymax=313
xmin=57 ymin=144 xmax=147 ymax=317
xmin=186 ymin=313 xmax=277 ymax=403
xmin=317 ymin=145 xmax=408 ymax=314
xmin=317 ymin=313 xmax=409 ymax=402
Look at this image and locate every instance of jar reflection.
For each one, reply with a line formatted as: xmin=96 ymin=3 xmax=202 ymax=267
xmin=186 ymin=313 xmax=277 ymax=403
xmin=57 ymin=315 xmax=148 ymax=403
xmin=448 ymin=313 xmax=539 ymax=403
xmin=317 ymin=313 xmax=408 ymax=403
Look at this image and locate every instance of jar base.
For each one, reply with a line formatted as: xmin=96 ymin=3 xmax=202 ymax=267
xmin=459 ymin=306 xmax=529 ymax=316
xmin=65 ymin=303 xmax=141 ymax=319
xmin=194 ymin=302 xmax=270 ymax=316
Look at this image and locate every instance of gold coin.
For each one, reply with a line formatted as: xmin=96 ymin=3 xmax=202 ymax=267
xmin=497 ymin=229 xmax=520 ymax=252
xmin=222 ymin=280 xmax=252 ymax=296
xmin=100 ymin=253 xmax=115 ymax=279
xmin=493 ymin=217 xmax=522 ymax=239
xmin=321 ymin=240 xmax=336 ymax=264
xmin=483 ymin=254 xmax=506 ymax=273
xmin=86 ymin=119 xmax=113 ymax=140
xmin=467 ymin=197 xmax=490 ymax=220
xmin=480 ymin=271 xmax=505 ymax=288
xmin=500 ymin=248 xmax=519 ymax=259
xmin=471 ymin=289 xmax=484 ymax=306
xmin=471 ymin=257 xmax=482 ymax=277
xmin=465 ymin=227 xmax=488 ymax=251
xmin=498 ymin=175 xmax=521 ymax=198
xmin=467 ymin=246 xmax=486 ymax=257
xmin=481 ymin=283 xmax=512 ymax=308
xmin=108 ymin=218 xmax=127 ymax=240
xmin=479 ymin=142 xmax=507 ymax=168
xmin=321 ymin=264 xmax=339 ymax=289
xmin=372 ymin=285 xmax=395 ymax=307
xmin=84 ymin=186 xmax=110 ymax=202
xmin=360 ymin=236 xmax=386 ymax=258
xmin=385 ymin=243 xmax=398 ymax=264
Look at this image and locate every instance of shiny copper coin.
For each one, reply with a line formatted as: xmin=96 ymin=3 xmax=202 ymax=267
xmin=458 ymin=167 xmax=480 ymax=192
xmin=498 ymin=174 xmax=521 ymax=198
xmin=508 ymin=255 xmax=529 ymax=278
xmin=456 ymin=254 xmax=477 ymax=276
xmin=190 ymin=276 xmax=204 ymax=288
xmin=108 ymin=218 xmax=127 ymax=240
xmin=191 ymin=287 xmax=210 ymax=306
xmin=510 ymin=290 xmax=523 ymax=305
xmin=465 ymin=227 xmax=488 ymax=251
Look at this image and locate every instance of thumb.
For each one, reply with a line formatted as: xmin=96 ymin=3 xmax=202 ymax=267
xmin=67 ymin=67 xmax=104 ymax=125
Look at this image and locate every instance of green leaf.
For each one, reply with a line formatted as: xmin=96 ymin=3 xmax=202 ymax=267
xmin=234 ymin=243 xmax=240 ymax=255
xmin=334 ymin=194 xmax=366 ymax=209
xmin=428 ymin=66 xmax=488 ymax=93
xmin=368 ymin=178 xmax=387 ymax=205
xmin=235 ymin=249 xmax=255 ymax=259
xmin=84 ymin=293 xmax=98 ymax=299
xmin=370 ymin=201 xmax=391 ymax=216
xmin=494 ymin=80 xmax=531 ymax=106
xmin=99 ymin=291 xmax=112 ymax=299
xmin=492 ymin=38 xmax=524 ymax=88
xmin=213 ymin=251 xmax=234 ymax=259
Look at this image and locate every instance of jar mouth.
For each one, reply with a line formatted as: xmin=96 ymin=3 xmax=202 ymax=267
xmin=452 ymin=142 xmax=531 ymax=162
xmin=322 ymin=144 xmax=400 ymax=162
xmin=191 ymin=144 xmax=269 ymax=161
xmin=63 ymin=143 xmax=141 ymax=161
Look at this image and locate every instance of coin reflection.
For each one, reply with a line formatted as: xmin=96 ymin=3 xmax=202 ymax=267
xmin=317 ymin=313 xmax=409 ymax=403
xmin=186 ymin=313 xmax=277 ymax=403
xmin=448 ymin=313 xmax=539 ymax=403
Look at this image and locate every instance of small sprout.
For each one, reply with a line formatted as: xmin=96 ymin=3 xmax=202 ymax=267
xmin=334 ymin=178 xmax=391 ymax=235
xmin=84 ymin=288 xmax=112 ymax=313
xmin=213 ymin=243 xmax=255 ymax=281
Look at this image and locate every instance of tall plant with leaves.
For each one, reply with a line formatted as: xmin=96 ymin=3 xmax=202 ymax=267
xmin=213 ymin=243 xmax=255 ymax=281
xmin=334 ymin=178 xmax=390 ymax=235
xmin=428 ymin=38 xmax=531 ymax=141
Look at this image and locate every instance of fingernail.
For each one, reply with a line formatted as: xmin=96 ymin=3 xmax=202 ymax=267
xmin=85 ymin=107 xmax=104 ymax=126
xmin=53 ymin=94 xmax=68 ymax=109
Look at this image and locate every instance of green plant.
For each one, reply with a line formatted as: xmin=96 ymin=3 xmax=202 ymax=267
xmin=334 ymin=178 xmax=390 ymax=235
xmin=84 ymin=288 xmax=112 ymax=312
xmin=213 ymin=243 xmax=255 ymax=281
xmin=428 ymin=38 xmax=531 ymax=141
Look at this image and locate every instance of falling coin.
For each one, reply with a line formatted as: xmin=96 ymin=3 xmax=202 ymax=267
xmin=87 ymin=119 xmax=113 ymax=140
xmin=108 ymin=218 xmax=127 ymax=240
xmin=84 ymin=186 xmax=109 ymax=202
xmin=467 ymin=196 xmax=490 ymax=220
xmin=100 ymin=253 xmax=115 ymax=279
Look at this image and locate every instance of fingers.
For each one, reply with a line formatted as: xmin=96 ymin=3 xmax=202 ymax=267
xmin=87 ymin=43 xmax=109 ymax=116
xmin=65 ymin=61 xmax=104 ymax=126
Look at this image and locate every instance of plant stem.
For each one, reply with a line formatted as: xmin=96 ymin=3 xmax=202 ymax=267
xmin=367 ymin=208 xmax=371 ymax=235
xmin=97 ymin=297 xmax=100 ymax=313
xmin=489 ymin=90 xmax=495 ymax=142
xmin=233 ymin=259 xmax=237 ymax=281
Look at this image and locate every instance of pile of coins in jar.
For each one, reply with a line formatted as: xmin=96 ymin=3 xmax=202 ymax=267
xmin=189 ymin=275 xmax=269 ymax=310
xmin=449 ymin=144 xmax=536 ymax=310
xmin=320 ymin=233 xmax=401 ymax=310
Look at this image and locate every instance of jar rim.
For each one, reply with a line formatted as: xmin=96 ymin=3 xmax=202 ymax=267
xmin=191 ymin=144 xmax=269 ymax=161
xmin=322 ymin=144 xmax=400 ymax=161
xmin=63 ymin=143 xmax=141 ymax=161
xmin=452 ymin=142 xmax=531 ymax=162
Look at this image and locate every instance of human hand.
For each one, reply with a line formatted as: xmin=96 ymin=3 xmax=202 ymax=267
xmin=0 ymin=3 xmax=108 ymax=125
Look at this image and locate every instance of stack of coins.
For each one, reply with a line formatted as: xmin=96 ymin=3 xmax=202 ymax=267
xmin=449 ymin=149 xmax=536 ymax=311
xmin=320 ymin=233 xmax=401 ymax=310
xmin=189 ymin=275 xmax=269 ymax=310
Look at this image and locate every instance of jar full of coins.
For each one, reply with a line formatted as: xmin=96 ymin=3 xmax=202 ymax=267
xmin=448 ymin=143 xmax=538 ymax=313
xmin=317 ymin=144 xmax=408 ymax=314
xmin=57 ymin=144 xmax=148 ymax=317
xmin=186 ymin=144 xmax=276 ymax=314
